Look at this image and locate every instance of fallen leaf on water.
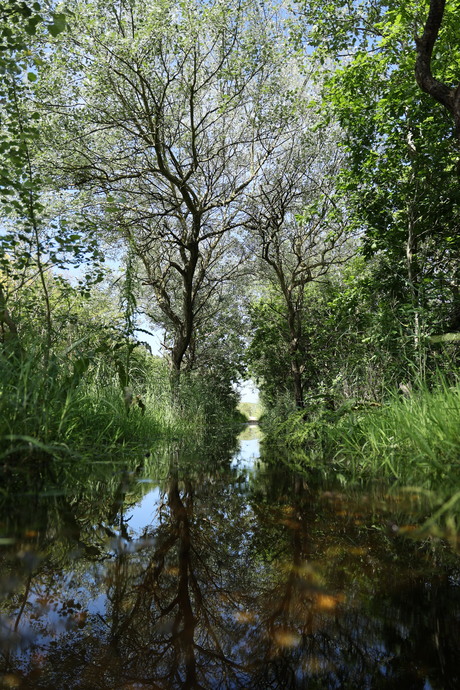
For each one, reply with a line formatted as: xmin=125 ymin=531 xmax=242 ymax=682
xmin=302 ymin=656 xmax=324 ymax=673
xmin=324 ymin=545 xmax=343 ymax=557
xmin=279 ymin=505 xmax=296 ymax=517
xmin=164 ymin=566 xmax=179 ymax=577
xmin=272 ymin=629 xmax=301 ymax=648
xmin=347 ymin=546 xmax=367 ymax=556
xmin=315 ymin=593 xmax=345 ymax=610
xmin=233 ymin=610 xmax=256 ymax=624
xmin=31 ymin=651 xmax=47 ymax=667
xmin=74 ymin=611 xmax=88 ymax=627
xmin=292 ymin=561 xmax=323 ymax=584
xmin=1 ymin=675 xmax=21 ymax=688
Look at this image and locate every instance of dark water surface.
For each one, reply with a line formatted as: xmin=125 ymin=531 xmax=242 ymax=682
xmin=1 ymin=426 xmax=460 ymax=689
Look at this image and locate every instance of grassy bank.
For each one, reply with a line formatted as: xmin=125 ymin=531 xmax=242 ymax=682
xmin=0 ymin=349 xmax=244 ymax=465
xmin=266 ymin=379 xmax=460 ymax=485
xmin=332 ymin=382 xmax=460 ymax=483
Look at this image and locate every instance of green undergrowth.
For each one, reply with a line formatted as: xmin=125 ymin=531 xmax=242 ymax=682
xmin=1 ymin=384 xmax=168 ymax=465
xmin=0 ymin=350 xmax=243 ymax=465
xmin=264 ymin=384 xmax=460 ymax=548
xmin=266 ymin=379 xmax=460 ymax=485
xmin=332 ymin=382 xmax=460 ymax=483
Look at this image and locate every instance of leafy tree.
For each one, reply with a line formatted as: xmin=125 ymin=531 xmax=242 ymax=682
xmin=0 ymin=2 xmax=103 ymax=356
xmin=246 ymin=292 xmax=294 ymax=409
xmin=42 ymin=0 xmax=299 ymax=381
xmin=297 ymin=0 xmax=460 ymax=142
xmin=295 ymin=0 xmax=460 ymax=371
xmin=415 ymin=0 xmax=460 ymax=140
xmin=245 ymin=114 xmax=349 ymax=407
xmin=247 ymin=256 xmax=443 ymax=413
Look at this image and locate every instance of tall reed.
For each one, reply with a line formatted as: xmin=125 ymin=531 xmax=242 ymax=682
xmin=329 ymin=378 xmax=460 ymax=484
xmin=0 ymin=346 xmax=244 ymax=464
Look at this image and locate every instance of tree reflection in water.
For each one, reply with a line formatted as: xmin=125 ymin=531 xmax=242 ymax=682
xmin=1 ymin=433 xmax=460 ymax=688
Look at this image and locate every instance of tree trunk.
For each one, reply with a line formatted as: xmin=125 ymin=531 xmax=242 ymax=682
xmin=168 ymin=479 xmax=198 ymax=687
xmin=0 ymin=284 xmax=22 ymax=357
xmin=287 ymin=303 xmax=305 ymax=408
xmin=415 ymin=0 xmax=460 ymax=140
xmin=406 ymin=210 xmax=426 ymax=377
xmin=291 ymin=361 xmax=304 ymax=409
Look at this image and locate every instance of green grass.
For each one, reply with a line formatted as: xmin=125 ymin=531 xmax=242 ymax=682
xmin=265 ymin=378 xmax=460 ymax=485
xmin=331 ymin=381 xmax=460 ymax=483
xmin=0 ymin=349 xmax=243 ymax=465
xmin=0 ymin=382 xmax=164 ymax=465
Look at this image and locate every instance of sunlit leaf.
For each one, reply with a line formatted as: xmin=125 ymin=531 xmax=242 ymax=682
xmin=315 ymin=593 xmax=345 ymax=610
xmin=48 ymin=13 xmax=66 ymax=37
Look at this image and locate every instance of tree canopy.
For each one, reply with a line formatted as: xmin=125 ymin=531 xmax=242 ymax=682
xmin=0 ymin=0 xmax=459 ymax=423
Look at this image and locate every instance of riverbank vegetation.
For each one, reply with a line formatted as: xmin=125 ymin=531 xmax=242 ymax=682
xmin=251 ymin=253 xmax=460 ymax=482
xmin=268 ymin=378 xmax=460 ymax=483
xmin=1 ymin=0 xmax=459 ymax=482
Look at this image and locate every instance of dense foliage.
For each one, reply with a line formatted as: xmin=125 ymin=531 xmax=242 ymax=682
xmin=0 ymin=0 xmax=459 ymax=476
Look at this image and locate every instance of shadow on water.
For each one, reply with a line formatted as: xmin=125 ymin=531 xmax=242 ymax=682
xmin=1 ymin=426 xmax=460 ymax=688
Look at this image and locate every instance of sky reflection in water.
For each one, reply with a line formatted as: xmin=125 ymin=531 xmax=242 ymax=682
xmin=1 ymin=426 xmax=460 ymax=689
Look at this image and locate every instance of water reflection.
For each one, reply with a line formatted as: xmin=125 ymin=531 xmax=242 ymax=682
xmin=1 ymin=430 xmax=460 ymax=688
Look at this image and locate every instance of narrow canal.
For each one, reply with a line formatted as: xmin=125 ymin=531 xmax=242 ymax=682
xmin=1 ymin=426 xmax=460 ymax=688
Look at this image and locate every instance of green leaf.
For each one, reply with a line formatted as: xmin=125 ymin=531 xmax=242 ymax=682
xmin=48 ymin=12 xmax=67 ymax=37
xmin=25 ymin=16 xmax=41 ymax=35
xmin=429 ymin=333 xmax=460 ymax=344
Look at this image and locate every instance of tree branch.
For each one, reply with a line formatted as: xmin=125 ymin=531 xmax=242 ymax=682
xmin=415 ymin=0 xmax=460 ymax=136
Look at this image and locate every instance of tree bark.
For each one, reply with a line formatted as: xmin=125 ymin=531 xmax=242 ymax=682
xmin=415 ymin=0 xmax=460 ymax=138
xmin=287 ymin=303 xmax=305 ymax=408
xmin=0 ymin=284 xmax=21 ymax=355
xmin=291 ymin=361 xmax=304 ymax=409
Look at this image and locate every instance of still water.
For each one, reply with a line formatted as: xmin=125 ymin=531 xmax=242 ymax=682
xmin=1 ymin=426 xmax=460 ymax=689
